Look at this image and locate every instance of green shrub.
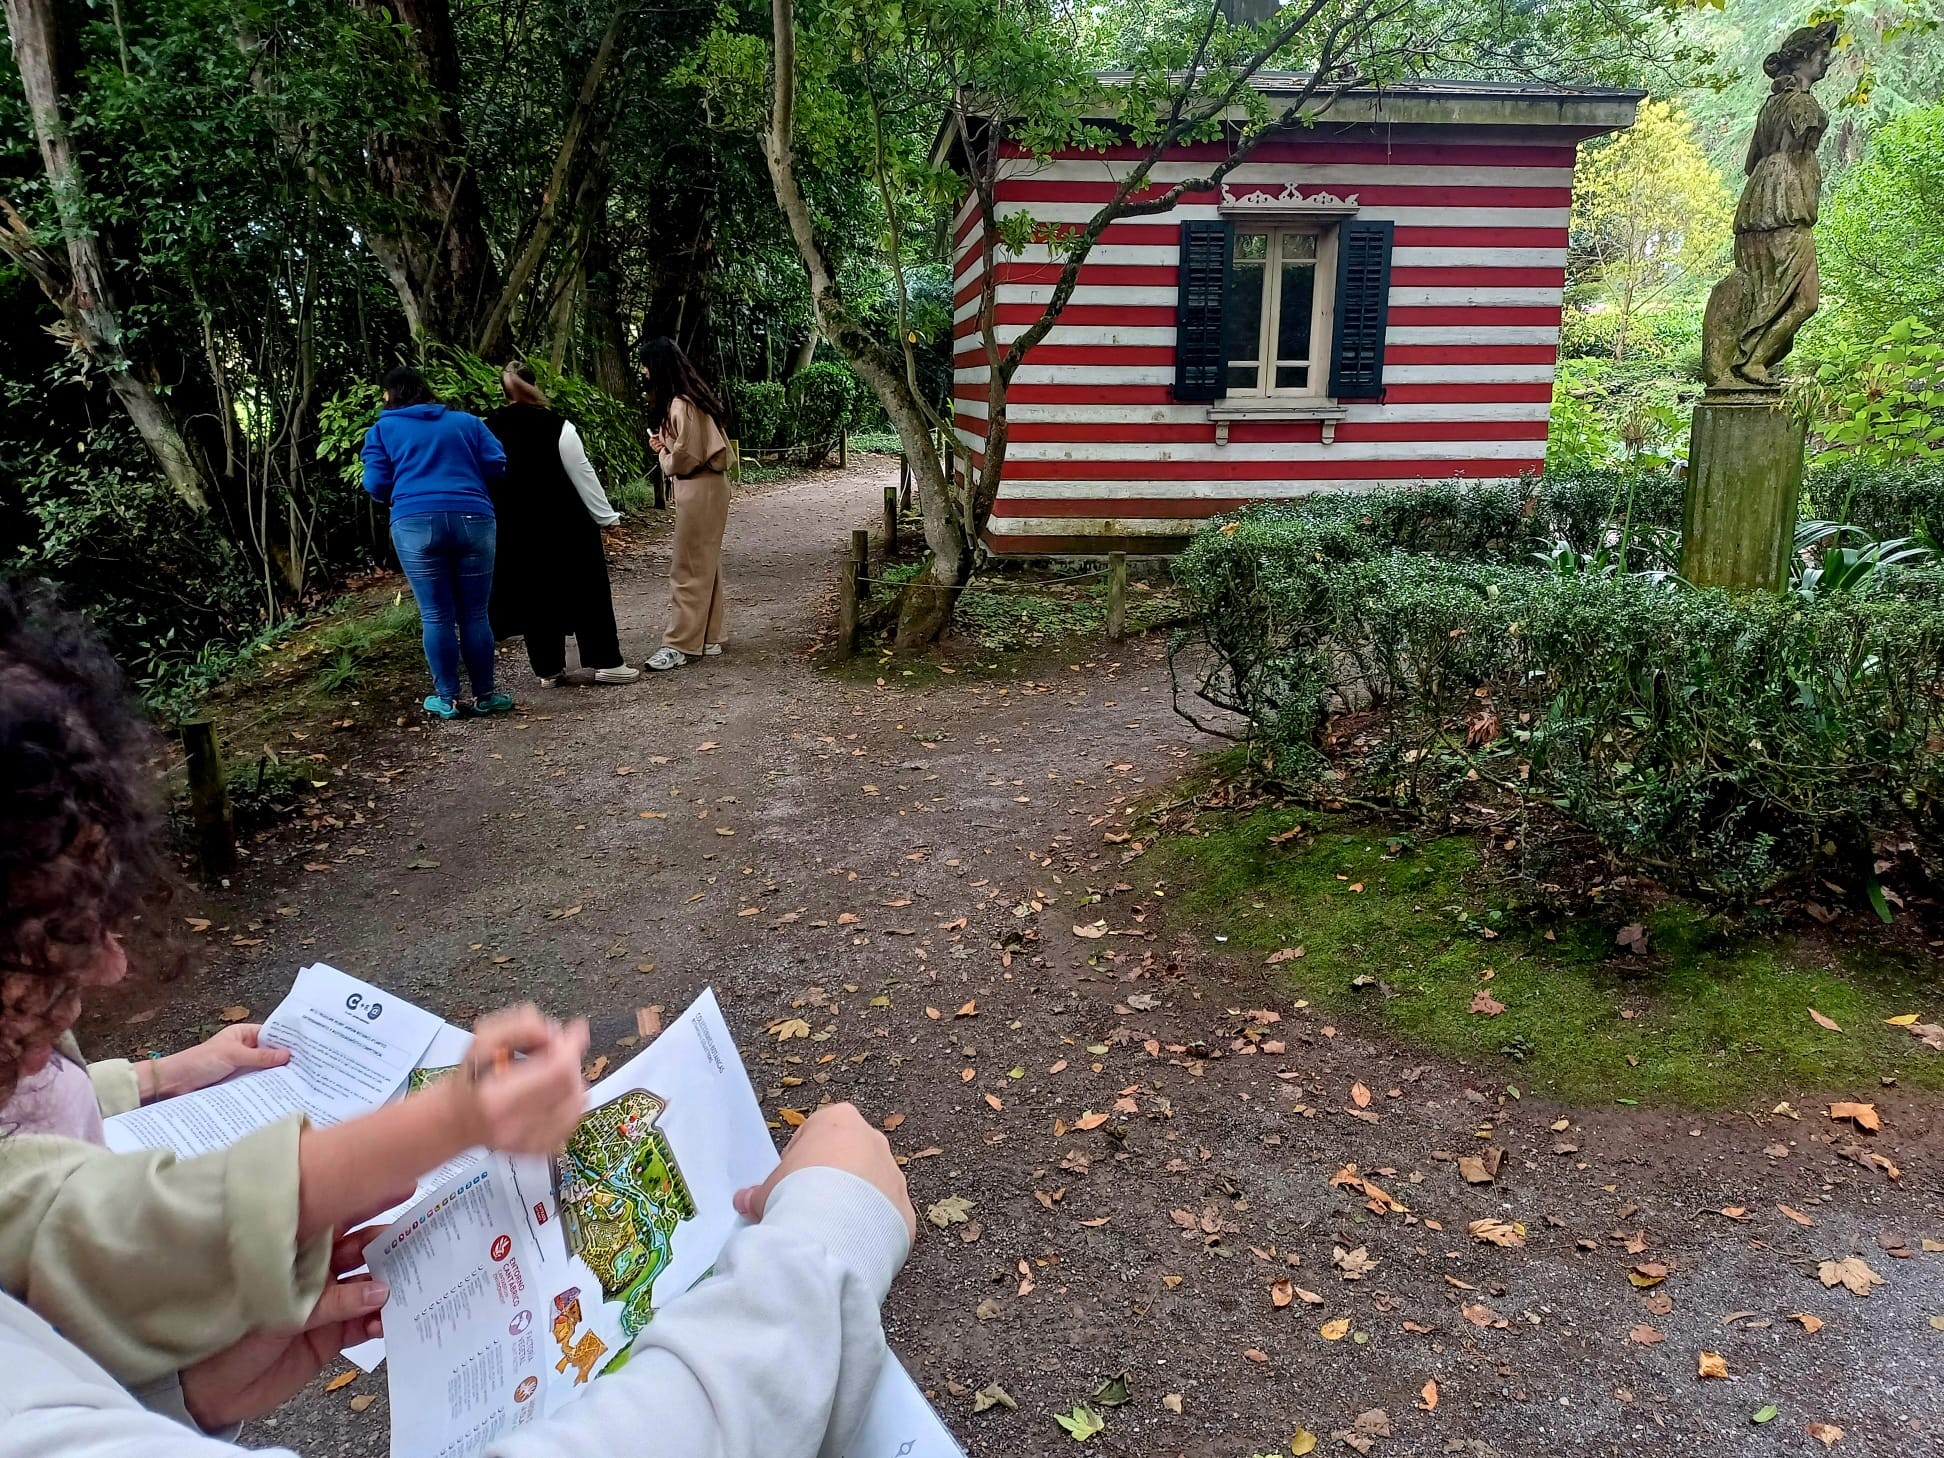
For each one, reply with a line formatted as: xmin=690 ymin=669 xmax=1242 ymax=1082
xmin=787 ymin=360 xmax=857 ymax=459
xmin=1172 ymin=487 xmax=1944 ymax=899
xmin=727 ymin=379 xmax=788 ymax=450
xmin=1803 ymin=456 xmax=1944 ymax=543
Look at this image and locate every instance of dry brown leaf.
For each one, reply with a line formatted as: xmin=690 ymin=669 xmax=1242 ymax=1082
xmin=1697 ymin=1351 xmax=1729 ymax=1379
xmin=956 ymin=1000 xmax=979 ymax=1018
xmin=348 ymin=1393 xmax=377 ymax=1413
xmin=1828 ymin=1101 xmax=1881 ymax=1132
xmin=1817 ymin=1256 xmax=1883 ymax=1296
xmin=1295 ymin=1286 xmax=1324 ymax=1306
xmin=1470 ymin=989 xmax=1507 ymax=1016
xmin=983 ymin=1093 xmax=1003 ymax=1111
xmin=1073 ymin=1111 xmax=1110 ymax=1131
xmin=1627 ymin=1262 xmax=1668 ymax=1288
xmin=1788 ymin=1312 xmax=1824 ymax=1333
xmin=1807 ymin=1422 xmax=1843 ymax=1446
xmin=1629 ymin=1324 xmax=1664 ymax=1346
xmin=1242 ymin=1348 xmax=1269 ymax=1363
xmin=635 ymin=1005 xmax=664 ymax=1039
xmin=1456 ymin=1146 xmax=1504 ymax=1185
xmin=777 ymin=1107 xmax=807 ymax=1127
xmin=1461 ymin=1303 xmax=1502 ymax=1328
xmin=1779 ymin=1204 xmax=1815 ymax=1227
xmin=1162 ymin=1393 xmax=1183 ymax=1414
xmin=1319 ymin=1317 xmax=1350 ymax=1341
xmin=582 ymin=1055 xmax=609 ymax=1084
xmin=1270 ymin=1278 xmax=1294 ymax=1308
xmin=1417 ymin=1380 xmax=1439 ymax=1411
xmin=1350 ymin=1082 xmax=1372 ymax=1108
xmin=1469 ymin=1218 xmax=1526 ymax=1248
xmin=1809 ymin=1008 xmax=1842 ymax=1032
xmin=881 ymin=1112 xmax=906 ymax=1131
xmin=324 ymin=1370 xmax=359 ymax=1393
xmin=218 ymin=1005 xmax=250 ymax=1023
xmin=1332 ymin=1245 xmax=1379 ymax=1279
xmin=1264 ymin=946 xmax=1305 ymax=964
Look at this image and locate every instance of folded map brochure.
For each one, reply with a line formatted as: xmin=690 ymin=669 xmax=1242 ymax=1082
xmin=103 ymin=965 xmax=961 ymax=1458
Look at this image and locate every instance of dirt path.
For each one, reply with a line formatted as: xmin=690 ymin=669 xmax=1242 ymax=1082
xmin=94 ymin=460 xmax=1944 ymax=1457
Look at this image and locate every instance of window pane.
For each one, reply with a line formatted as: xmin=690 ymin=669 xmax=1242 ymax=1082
xmin=1274 ymin=239 xmax=1317 ymax=391
xmin=1225 ymin=233 xmax=1267 ymax=390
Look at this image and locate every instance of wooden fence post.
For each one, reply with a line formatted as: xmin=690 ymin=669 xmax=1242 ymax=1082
xmin=180 ymin=717 xmax=236 ymax=878
xmin=1105 ymin=551 xmax=1128 ymax=642
xmin=883 ymin=485 xmax=899 ymax=558
xmin=837 ymin=529 xmax=869 ymax=658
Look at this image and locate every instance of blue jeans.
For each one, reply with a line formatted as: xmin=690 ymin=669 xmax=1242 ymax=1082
xmin=392 ymin=512 xmax=497 ymax=702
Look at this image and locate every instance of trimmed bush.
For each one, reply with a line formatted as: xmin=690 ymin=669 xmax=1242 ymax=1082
xmin=1803 ymin=456 xmax=1944 ymax=542
xmin=787 ymin=360 xmax=857 ymax=461
xmin=728 ymin=380 xmax=788 ymax=451
xmin=1173 ymin=481 xmax=1944 ymax=898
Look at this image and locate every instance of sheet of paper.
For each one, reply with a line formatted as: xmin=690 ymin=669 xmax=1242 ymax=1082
xmin=343 ymin=1021 xmax=485 ymax=1374
xmin=846 ymin=1361 xmax=968 ymax=1458
xmin=368 ymin=988 xmax=960 ymax=1458
xmin=103 ymin=964 xmax=441 ymax=1157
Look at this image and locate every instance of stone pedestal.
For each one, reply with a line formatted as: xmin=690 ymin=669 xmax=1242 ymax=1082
xmin=1681 ymin=393 xmax=1804 ymax=591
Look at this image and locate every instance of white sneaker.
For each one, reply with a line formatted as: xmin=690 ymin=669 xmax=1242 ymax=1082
xmin=594 ymin=665 xmax=642 ymax=684
xmin=703 ymin=643 xmax=723 ymax=657
xmin=643 ymin=647 xmax=689 ymax=672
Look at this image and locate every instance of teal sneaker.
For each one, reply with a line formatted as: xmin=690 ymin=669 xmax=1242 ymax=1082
xmin=474 ymin=692 xmax=515 ymax=716
xmin=423 ymin=695 xmax=462 ymax=720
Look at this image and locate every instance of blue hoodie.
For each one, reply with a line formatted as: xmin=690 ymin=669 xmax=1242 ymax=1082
xmin=360 ymin=403 xmax=507 ymax=521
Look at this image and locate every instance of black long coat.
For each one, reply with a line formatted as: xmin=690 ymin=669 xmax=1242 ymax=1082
xmin=482 ymin=404 xmax=613 ymax=641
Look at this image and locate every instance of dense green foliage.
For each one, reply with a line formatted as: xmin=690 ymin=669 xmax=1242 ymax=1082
xmin=1172 ymin=474 xmax=1944 ymax=898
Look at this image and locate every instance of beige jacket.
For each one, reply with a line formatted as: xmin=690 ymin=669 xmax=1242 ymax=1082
xmin=0 ymin=1035 xmax=329 ymax=1387
xmin=656 ymin=395 xmax=729 ymax=479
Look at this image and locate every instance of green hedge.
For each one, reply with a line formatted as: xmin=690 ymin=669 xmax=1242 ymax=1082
xmin=1173 ymin=479 xmax=1944 ymax=898
xmin=727 ymin=380 xmax=788 ymax=451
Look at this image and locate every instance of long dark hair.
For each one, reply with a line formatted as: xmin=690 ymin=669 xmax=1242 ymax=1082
xmin=382 ymin=365 xmax=437 ymax=408
xmin=636 ymin=336 xmax=726 ymax=433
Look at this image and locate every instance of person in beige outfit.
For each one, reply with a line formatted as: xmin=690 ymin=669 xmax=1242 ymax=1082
xmin=639 ymin=335 xmax=732 ymax=671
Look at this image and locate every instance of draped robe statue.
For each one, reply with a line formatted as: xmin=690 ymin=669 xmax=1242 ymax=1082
xmin=1701 ymin=21 xmax=1839 ymax=391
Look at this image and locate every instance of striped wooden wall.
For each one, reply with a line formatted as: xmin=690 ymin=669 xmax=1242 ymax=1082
xmin=951 ymin=136 xmax=1577 ymax=554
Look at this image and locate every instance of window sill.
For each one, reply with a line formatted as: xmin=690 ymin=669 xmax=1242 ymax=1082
xmin=1206 ymin=399 xmax=1348 ymax=446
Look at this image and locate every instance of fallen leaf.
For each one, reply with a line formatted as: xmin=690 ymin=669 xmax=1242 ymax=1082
xmin=1828 ymin=1101 xmax=1881 ymax=1132
xmin=1319 ymin=1318 xmax=1350 ymax=1341
xmin=776 ymin=1107 xmax=807 ymax=1127
xmin=1073 ymin=1111 xmax=1110 ymax=1131
xmin=1417 ymin=1380 xmax=1438 ymax=1412
xmin=770 ymin=1018 xmax=811 ymax=1041
xmin=1470 ymin=989 xmax=1507 ymax=1016
xmin=926 ymin=1195 xmax=974 ymax=1229
xmin=1162 ymin=1393 xmax=1183 ymax=1415
xmin=956 ymin=1000 xmax=979 ymax=1018
xmin=1809 ymin=1008 xmax=1842 ymax=1032
xmin=1807 ymin=1421 xmax=1843 ymax=1446
xmin=1091 ymin=1374 xmax=1131 ymax=1409
xmin=972 ymin=1384 xmax=1015 ymax=1413
xmin=1629 ymin=1324 xmax=1665 ymax=1345
xmin=1615 ymin=923 xmax=1649 ymax=955
xmin=1351 ymin=1082 xmax=1372 ymax=1108
xmin=1779 ymin=1205 xmax=1815 ymax=1227
xmin=634 ymin=1005 xmax=663 ymax=1039
xmin=1698 ymin=1351 xmax=1729 ymax=1379
xmin=324 ymin=1370 xmax=359 ymax=1393
xmin=1289 ymin=1430 xmax=1318 ymax=1456
xmin=984 ymin=1093 xmax=1004 ymax=1111
xmin=1242 ymin=1347 xmax=1269 ymax=1362
xmin=1053 ymin=1404 xmax=1104 ymax=1442
xmin=1469 ymin=1218 xmax=1526 ymax=1248
xmin=1885 ymin=1013 xmax=1920 ymax=1026
xmin=218 ymin=1005 xmax=250 ymax=1023
xmin=1271 ymin=1279 xmax=1295 ymax=1308
xmin=1817 ymin=1256 xmax=1883 ymax=1296
xmin=1628 ymin=1263 xmax=1667 ymax=1288
xmin=1265 ymin=946 xmax=1305 ymax=964
xmin=1456 ymin=1147 xmax=1504 ymax=1185
xmin=1788 ymin=1312 xmax=1823 ymax=1333
xmin=349 ymin=1393 xmax=377 ymax=1412
xmin=1752 ymin=1404 xmax=1778 ymax=1424
xmin=1072 ymin=923 xmax=1106 ymax=939
xmin=1332 ymin=1245 xmax=1379 ymax=1279
xmin=1461 ymin=1303 xmax=1502 ymax=1328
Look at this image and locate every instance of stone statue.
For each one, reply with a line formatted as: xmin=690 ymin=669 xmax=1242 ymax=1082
xmin=1701 ymin=20 xmax=1838 ymax=391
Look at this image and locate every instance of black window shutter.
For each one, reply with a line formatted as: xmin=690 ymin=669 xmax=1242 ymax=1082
xmin=1328 ymin=219 xmax=1394 ymax=400
xmin=1173 ymin=219 xmax=1231 ymax=402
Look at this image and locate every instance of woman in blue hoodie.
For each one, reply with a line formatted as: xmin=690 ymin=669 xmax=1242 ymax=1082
xmin=360 ymin=367 xmax=513 ymax=718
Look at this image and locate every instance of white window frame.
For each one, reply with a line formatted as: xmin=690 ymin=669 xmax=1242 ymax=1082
xmin=1225 ymin=224 xmax=1339 ymax=403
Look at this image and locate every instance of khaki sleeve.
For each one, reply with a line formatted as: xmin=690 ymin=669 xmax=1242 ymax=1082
xmin=658 ymin=397 xmax=727 ymax=479
xmin=0 ymin=1116 xmax=330 ymax=1387
xmin=84 ymin=1059 xmax=141 ymax=1117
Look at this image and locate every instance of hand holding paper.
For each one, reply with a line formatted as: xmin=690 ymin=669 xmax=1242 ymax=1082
xmin=450 ymin=1005 xmax=590 ymax=1153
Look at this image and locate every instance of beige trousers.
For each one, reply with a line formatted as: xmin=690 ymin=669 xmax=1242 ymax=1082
xmin=664 ymin=471 xmax=728 ymax=653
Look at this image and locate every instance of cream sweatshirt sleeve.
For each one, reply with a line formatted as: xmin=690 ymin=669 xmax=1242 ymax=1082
xmin=490 ymin=1165 xmax=911 ymax=1458
xmin=0 ymin=1118 xmax=329 ymax=1388
xmin=558 ymin=422 xmax=620 ymax=527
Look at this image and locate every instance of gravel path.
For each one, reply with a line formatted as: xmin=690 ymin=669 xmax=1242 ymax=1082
xmin=88 ymin=459 xmax=1944 ymax=1458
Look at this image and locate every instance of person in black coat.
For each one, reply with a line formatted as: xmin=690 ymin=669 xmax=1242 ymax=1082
xmin=484 ymin=364 xmax=639 ymax=686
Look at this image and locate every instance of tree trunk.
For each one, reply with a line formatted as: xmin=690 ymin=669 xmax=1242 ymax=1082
xmin=347 ymin=0 xmax=501 ymax=349
xmin=3 ymin=0 xmax=213 ymax=513
xmin=474 ymin=10 xmax=624 ymax=359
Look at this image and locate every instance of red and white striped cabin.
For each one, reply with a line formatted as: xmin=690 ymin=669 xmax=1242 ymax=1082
xmin=946 ymin=77 xmax=1642 ymax=554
